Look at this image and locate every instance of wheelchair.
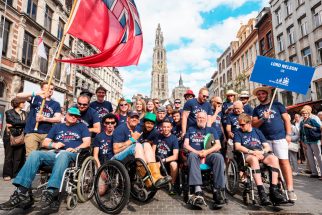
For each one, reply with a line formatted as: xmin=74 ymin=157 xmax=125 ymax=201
xmin=94 ymin=155 xmax=170 ymax=214
xmin=225 ymin=150 xmax=290 ymax=206
xmin=32 ymin=149 xmax=97 ymax=210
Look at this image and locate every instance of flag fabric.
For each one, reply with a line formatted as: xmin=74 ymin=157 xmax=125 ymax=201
xmin=38 ymin=37 xmax=47 ymax=60
xmin=60 ymin=0 xmax=143 ymax=67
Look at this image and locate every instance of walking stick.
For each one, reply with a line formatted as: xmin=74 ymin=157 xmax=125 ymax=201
xmin=34 ymin=0 xmax=78 ymax=130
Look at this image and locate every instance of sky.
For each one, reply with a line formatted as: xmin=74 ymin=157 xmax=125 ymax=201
xmin=119 ymin=0 xmax=269 ymax=99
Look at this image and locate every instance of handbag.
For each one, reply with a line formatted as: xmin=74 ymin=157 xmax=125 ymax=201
xmin=307 ymin=128 xmax=321 ymax=142
xmin=9 ymin=131 xmax=25 ymax=146
xmin=288 ymin=142 xmax=299 ymax=152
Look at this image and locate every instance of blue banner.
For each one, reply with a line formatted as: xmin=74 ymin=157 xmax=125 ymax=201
xmin=250 ymin=56 xmax=315 ymax=94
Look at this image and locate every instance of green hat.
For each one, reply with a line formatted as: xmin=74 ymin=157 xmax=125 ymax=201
xmin=67 ymin=107 xmax=81 ymax=116
xmin=126 ymin=99 xmax=132 ymax=104
xmin=143 ymin=112 xmax=156 ymax=123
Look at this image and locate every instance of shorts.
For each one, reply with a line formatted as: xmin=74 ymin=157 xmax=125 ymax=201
xmin=112 ymin=144 xmax=136 ymax=161
xmin=267 ymin=139 xmax=289 ymax=160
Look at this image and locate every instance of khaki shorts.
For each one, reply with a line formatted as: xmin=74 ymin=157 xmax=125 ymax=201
xmin=24 ymin=133 xmax=47 ymax=156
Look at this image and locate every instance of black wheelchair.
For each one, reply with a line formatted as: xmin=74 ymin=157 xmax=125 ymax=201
xmin=94 ymin=155 xmax=170 ymax=214
xmin=32 ymin=149 xmax=97 ymax=210
xmin=225 ymin=151 xmax=290 ymax=206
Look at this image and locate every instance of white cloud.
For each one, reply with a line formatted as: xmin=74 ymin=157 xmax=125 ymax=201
xmin=120 ymin=0 xmax=266 ymax=98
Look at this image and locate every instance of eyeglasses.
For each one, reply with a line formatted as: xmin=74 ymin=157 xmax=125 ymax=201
xmin=202 ymin=95 xmax=209 ymax=99
xmin=120 ymin=103 xmax=127 ymax=106
xmin=154 ymin=102 xmax=159 ymax=104
xmin=77 ymin=102 xmax=88 ymax=107
xmin=104 ymin=121 xmax=116 ymax=125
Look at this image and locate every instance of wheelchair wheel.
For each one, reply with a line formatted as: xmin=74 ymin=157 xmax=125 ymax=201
xmin=94 ymin=160 xmax=130 ymax=214
xmin=77 ymin=156 xmax=97 ymax=203
xmin=225 ymin=159 xmax=239 ymax=196
xmin=67 ymin=194 xmax=78 ymax=210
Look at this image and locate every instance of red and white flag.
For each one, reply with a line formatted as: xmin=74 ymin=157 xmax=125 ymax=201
xmin=38 ymin=37 xmax=47 ymax=60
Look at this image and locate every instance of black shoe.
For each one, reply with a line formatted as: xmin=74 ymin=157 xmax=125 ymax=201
xmin=213 ymin=189 xmax=226 ymax=208
xmin=269 ymin=185 xmax=287 ymax=205
xmin=309 ymin=174 xmax=319 ymax=178
xmin=258 ymin=190 xmax=271 ymax=206
xmin=195 ymin=191 xmax=204 ymax=197
xmin=38 ymin=190 xmax=59 ymax=214
xmin=168 ymin=184 xmax=176 ymax=195
xmin=0 ymin=190 xmax=34 ymax=211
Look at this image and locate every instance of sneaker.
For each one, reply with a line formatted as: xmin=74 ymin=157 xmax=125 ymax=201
xmin=310 ymin=174 xmax=319 ymax=178
xmin=269 ymin=185 xmax=287 ymax=204
xmin=0 ymin=190 xmax=33 ymax=211
xmin=168 ymin=184 xmax=176 ymax=195
xmin=38 ymin=190 xmax=59 ymax=214
xmin=258 ymin=190 xmax=271 ymax=206
xmin=213 ymin=189 xmax=226 ymax=208
xmin=287 ymin=190 xmax=297 ymax=201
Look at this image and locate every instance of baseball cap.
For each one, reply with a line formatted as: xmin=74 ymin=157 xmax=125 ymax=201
xmin=127 ymin=110 xmax=140 ymax=118
xmin=67 ymin=107 xmax=81 ymax=116
xmin=157 ymin=106 xmax=166 ymax=113
xmin=143 ymin=112 xmax=157 ymax=123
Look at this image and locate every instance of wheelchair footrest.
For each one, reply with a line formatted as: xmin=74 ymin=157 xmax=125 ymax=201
xmin=187 ymin=194 xmax=207 ymax=207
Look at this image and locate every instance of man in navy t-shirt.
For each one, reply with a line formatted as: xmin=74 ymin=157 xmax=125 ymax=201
xmin=182 ymin=87 xmax=213 ymax=140
xmin=16 ymin=81 xmax=61 ymax=156
xmin=239 ymin=91 xmax=253 ymax=116
xmin=93 ymin=113 xmax=118 ymax=168
xmin=171 ymin=110 xmax=183 ymax=147
xmin=252 ymin=86 xmax=296 ymax=201
xmin=156 ymin=119 xmax=179 ymax=195
xmin=0 ymin=107 xmax=90 ymax=213
xmin=184 ymin=111 xmax=226 ymax=208
xmin=90 ymin=86 xmax=113 ymax=121
xmin=76 ymin=95 xmax=101 ymax=135
xmin=226 ymin=101 xmax=244 ymax=139
xmin=234 ymin=113 xmax=286 ymax=205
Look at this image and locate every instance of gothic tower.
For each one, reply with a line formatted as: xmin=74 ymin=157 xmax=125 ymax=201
xmin=150 ymin=24 xmax=168 ymax=100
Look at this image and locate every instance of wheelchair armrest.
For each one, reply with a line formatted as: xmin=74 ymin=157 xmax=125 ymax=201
xmin=76 ymin=148 xmax=91 ymax=168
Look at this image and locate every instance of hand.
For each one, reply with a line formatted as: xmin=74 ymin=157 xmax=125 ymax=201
xmin=131 ymin=131 xmax=142 ymax=140
xmin=6 ymin=123 xmax=12 ymax=128
xmin=66 ymin=148 xmax=78 ymax=153
xmin=215 ymin=105 xmax=222 ymax=113
xmin=303 ymin=124 xmax=312 ymax=129
xmin=262 ymin=110 xmax=270 ymax=120
xmin=54 ymin=142 xmax=65 ymax=150
xmin=229 ymin=132 xmax=234 ymax=139
xmin=180 ymin=132 xmax=186 ymax=139
xmin=286 ymin=135 xmax=291 ymax=144
xmin=199 ymin=150 xmax=206 ymax=158
xmin=253 ymin=150 xmax=264 ymax=160
xmin=36 ymin=114 xmax=45 ymax=122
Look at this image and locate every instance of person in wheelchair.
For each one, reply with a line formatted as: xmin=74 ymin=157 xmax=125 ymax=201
xmin=112 ymin=111 xmax=170 ymax=188
xmin=155 ymin=118 xmax=179 ymax=195
xmin=0 ymin=107 xmax=90 ymax=213
xmin=234 ymin=113 xmax=287 ymax=205
xmin=184 ymin=111 xmax=226 ymax=208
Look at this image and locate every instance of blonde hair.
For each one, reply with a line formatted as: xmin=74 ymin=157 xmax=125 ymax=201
xmin=134 ymin=98 xmax=146 ymax=119
xmin=238 ymin=113 xmax=252 ymax=123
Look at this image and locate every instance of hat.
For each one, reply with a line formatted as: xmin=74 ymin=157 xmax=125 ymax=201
xmin=127 ymin=110 xmax=140 ymax=118
xmin=239 ymin=91 xmax=250 ymax=98
xmin=125 ymin=99 xmax=132 ymax=104
xmin=67 ymin=107 xmax=81 ymax=116
xmin=157 ymin=106 xmax=166 ymax=113
xmin=184 ymin=89 xmax=195 ymax=98
xmin=80 ymin=89 xmax=93 ymax=98
xmin=253 ymin=86 xmax=272 ymax=96
xmin=226 ymin=90 xmax=238 ymax=96
xmin=143 ymin=112 xmax=156 ymax=123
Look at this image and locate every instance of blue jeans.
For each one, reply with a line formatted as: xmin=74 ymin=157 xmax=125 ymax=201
xmin=112 ymin=144 xmax=136 ymax=161
xmin=13 ymin=150 xmax=77 ymax=189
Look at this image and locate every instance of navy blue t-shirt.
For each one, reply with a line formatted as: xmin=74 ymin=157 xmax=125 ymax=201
xmin=112 ymin=123 xmax=132 ymax=143
xmin=171 ymin=122 xmax=182 ymax=139
xmin=183 ymin=98 xmax=213 ymax=128
xmin=135 ymin=124 xmax=158 ymax=144
xmin=243 ymin=104 xmax=254 ymax=116
xmin=233 ymin=128 xmax=266 ymax=150
xmin=90 ymin=101 xmax=113 ymax=120
xmin=253 ymin=101 xmax=287 ymax=140
xmin=25 ymin=95 xmax=61 ymax=134
xmin=211 ymin=111 xmax=223 ymax=139
xmin=118 ymin=114 xmax=127 ymax=126
xmin=93 ymin=132 xmax=114 ymax=163
xmin=226 ymin=113 xmax=241 ymax=133
xmin=156 ymin=134 xmax=179 ymax=158
xmin=222 ymin=101 xmax=233 ymax=125
xmin=46 ymin=122 xmax=90 ymax=149
xmin=79 ymin=107 xmax=100 ymax=128
xmin=185 ymin=126 xmax=219 ymax=151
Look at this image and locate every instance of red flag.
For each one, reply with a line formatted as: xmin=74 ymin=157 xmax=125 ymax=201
xmin=60 ymin=0 xmax=143 ymax=67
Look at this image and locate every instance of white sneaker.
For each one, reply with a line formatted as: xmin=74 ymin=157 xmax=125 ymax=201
xmin=292 ymin=172 xmax=298 ymax=176
xmin=287 ymin=190 xmax=297 ymax=201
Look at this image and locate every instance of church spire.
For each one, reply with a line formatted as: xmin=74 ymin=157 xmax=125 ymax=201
xmin=179 ymin=73 xmax=183 ymax=86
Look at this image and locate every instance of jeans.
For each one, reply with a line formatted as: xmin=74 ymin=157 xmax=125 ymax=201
xmin=13 ymin=150 xmax=77 ymax=189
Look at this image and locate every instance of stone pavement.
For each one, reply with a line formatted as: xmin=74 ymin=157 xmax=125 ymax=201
xmin=0 ymin=147 xmax=321 ymax=215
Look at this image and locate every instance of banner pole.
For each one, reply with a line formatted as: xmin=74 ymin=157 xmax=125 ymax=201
xmin=268 ymin=88 xmax=277 ymax=112
xmin=34 ymin=0 xmax=78 ymax=130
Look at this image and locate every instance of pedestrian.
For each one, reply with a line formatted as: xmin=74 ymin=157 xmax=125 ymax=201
xmin=173 ymin=98 xmax=182 ymax=114
xmin=289 ymin=116 xmax=300 ymax=176
xmin=239 ymin=91 xmax=253 ymax=116
xmin=90 ymin=86 xmax=113 ymax=121
xmin=3 ymin=98 xmax=27 ymax=181
xmin=114 ymin=98 xmax=131 ymax=125
xmin=183 ymin=89 xmax=195 ymax=102
xmin=134 ymin=98 xmax=146 ymax=120
xmin=146 ymin=100 xmax=156 ymax=113
xmin=166 ymin=104 xmax=173 ymax=118
xmin=318 ymin=111 xmax=322 ymax=122
xmin=153 ymin=98 xmax=160 ymax=109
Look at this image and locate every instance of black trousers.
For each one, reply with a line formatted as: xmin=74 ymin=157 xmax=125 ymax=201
xmin=3 ymin=134 xmax=26 ymax=178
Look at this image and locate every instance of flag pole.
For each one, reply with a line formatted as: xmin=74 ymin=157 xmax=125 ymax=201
xmin=34 ymin=0 xmax=78 ymax=130
xmin=268 ymin=88 xmax=277 ymax=112
xmin=28 ymin=30 xmax=45 ymax=75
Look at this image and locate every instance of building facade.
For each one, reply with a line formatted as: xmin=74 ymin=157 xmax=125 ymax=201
xmin=150 ymin=24 xmax=169 ymax=100
xmin=216 ymin=45 xmax=233 ymax=99
xmin=270 ymin=0 xmax=322 ymax=105
xmin=172 ymin=74 xmax=189 ymax=105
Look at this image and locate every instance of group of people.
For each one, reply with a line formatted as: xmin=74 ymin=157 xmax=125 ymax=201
xmin=1 ymin=81 xmax=321 ymax=213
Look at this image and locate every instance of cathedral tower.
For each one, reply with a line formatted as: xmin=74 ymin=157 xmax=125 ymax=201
xmin=150 ymin=24 xmax=168 ymax=100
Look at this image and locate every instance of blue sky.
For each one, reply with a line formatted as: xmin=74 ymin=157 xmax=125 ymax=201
xmin=119 ymin=0 xmax=268 ymax=99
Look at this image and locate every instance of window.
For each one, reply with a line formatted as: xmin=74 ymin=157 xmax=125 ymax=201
xmin=299 ymin=17 xmax=308 ymax=37
xmin=57 ymin=18 xmax=64 ymax=40
xmin=44 ymin=5 xmax=53 ymax=32
xmin=39 ymin=44 xmax=49 ymax=74
xmin=287 ymin=25 xmax=295 ymax=45
xmin=55 ymin=55 xmax=62 ymax=79
xmin=0 ymin=18 xmax=11 ymax=57
xmin=315 ymin=80 xmax=322 ymax=100
xmin=285 ymin=0 xmax=292 ymax=16
xmin=245 ymin=50 xmax=249 ymax=67
xmin=66 ymin=64 xmax=71 ymax=85
xmin=266 ymin=31 xmax=273 ymax=50
xmin=69 ymin=37 xmax=74 ymax=49
xmin=277 ymin=34 xmax=284 ymax=52
xmin=0 ymin=81 xmax=5 ymax=98
xmin=27 ymin=0 xmax=37 ymax=20
xmin=275 ymin=8 xmax=282 ymax=24
xmin=302 ymin=47 xmax=312 ymax=66
xmin=22 ymin=32 xmax=35 ymax=66
xmin=259 ymin=38 xmax=265 ymax=54
xmin=312 ymin=4 xmax=322 ymax=28
xmin=3 ymin=0 xmax=13 ymax=6
xmin=241 ymin=55 xmax=245 ymax=70
xmin=289 ymin=55 xmax=297 ymax=63
xmin=281 ymin=91 xmax=293 ymax=106
xmin=317 ymin=40 xmax=322 ymax=64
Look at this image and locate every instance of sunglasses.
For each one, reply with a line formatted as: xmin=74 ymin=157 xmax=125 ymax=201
xmin=154 ymin=102 xmax=159 ymax=104
xmin=175 ymin=102 xmax=181 ymax=104
xmin=120 ymin=103 xmax=128 ymax=106
xmin=104 ymin=121 xmax=116 ymax=125
xmin=68 ymin=114 xmax=79 ymax=118
xmin=239 ymin=123 xmax=247 ymax=127
xmin=227 ymin=95 xmax=235 ymax=97
xmin=202 ymin=95 xmax=209 ymax=99
xmin=77 ymin=102 xmax=88 ymax=107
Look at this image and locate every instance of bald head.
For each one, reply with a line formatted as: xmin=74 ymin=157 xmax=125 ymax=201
xmin=233 ymin=101 xmax=244 ymax=114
